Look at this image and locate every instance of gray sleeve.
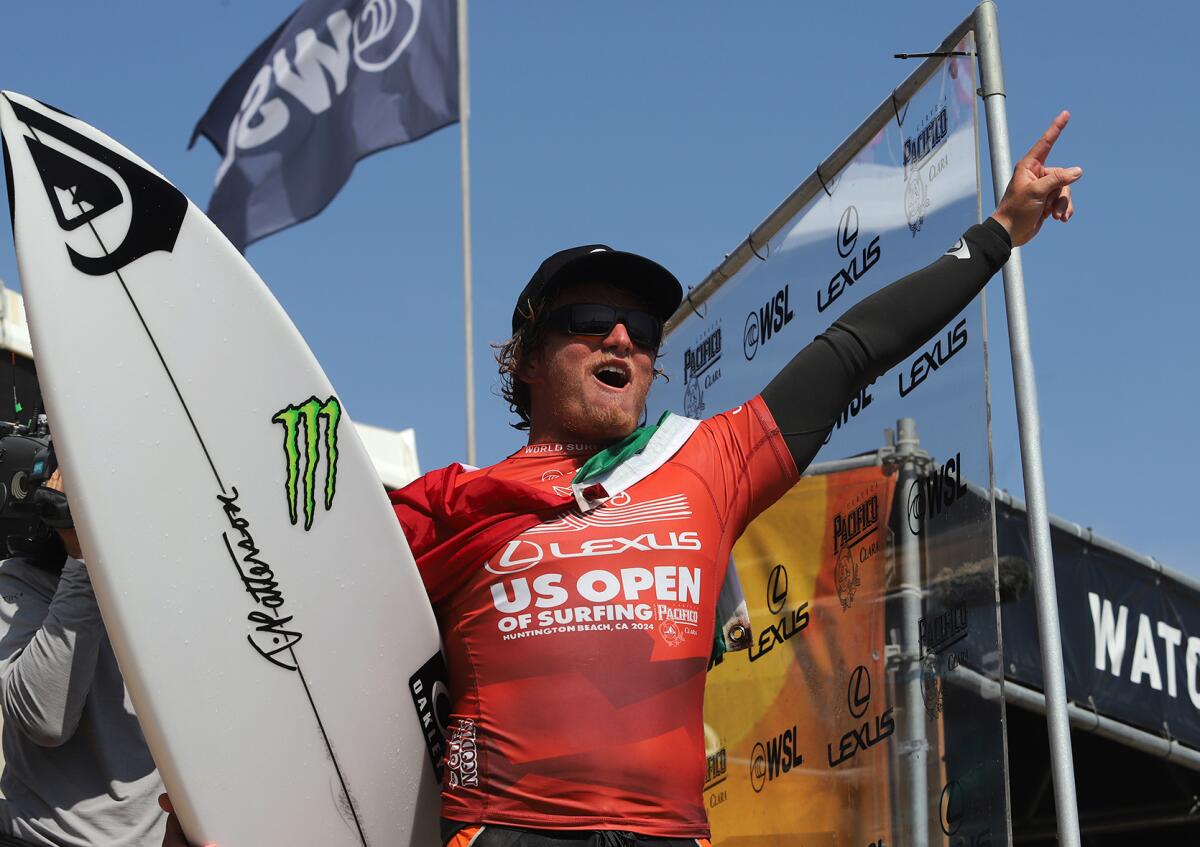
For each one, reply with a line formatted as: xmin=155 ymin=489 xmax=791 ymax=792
xmin=0 ymin=558 xmax=105 ymax=747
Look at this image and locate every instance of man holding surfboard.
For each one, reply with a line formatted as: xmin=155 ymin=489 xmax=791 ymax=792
xmin=162 ymin=113 xmax=1080 ymax=847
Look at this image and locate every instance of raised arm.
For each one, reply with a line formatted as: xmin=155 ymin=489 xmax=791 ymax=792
xmin=762 ymin=112 xmax=1081 ymax=471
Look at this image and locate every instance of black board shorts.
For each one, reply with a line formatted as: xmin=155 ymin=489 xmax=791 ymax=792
xmin=443 ymin=821 xmax=712 ymax=847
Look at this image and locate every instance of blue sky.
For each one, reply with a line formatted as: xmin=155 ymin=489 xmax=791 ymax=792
xmin=0 ymin=1 xmax=1195 ymax=576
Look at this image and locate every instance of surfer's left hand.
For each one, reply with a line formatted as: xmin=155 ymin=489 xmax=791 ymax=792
xmin=43 ymin=470 xmax=82 ymax=559
xmin=159 ymin=794 xmax=217 ymax=847
xmin=989 ymin=110 xmax=1082 ymax=247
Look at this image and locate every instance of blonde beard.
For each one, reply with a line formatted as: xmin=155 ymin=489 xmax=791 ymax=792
xmin=557 ymin=402 xmax=641 ymax=444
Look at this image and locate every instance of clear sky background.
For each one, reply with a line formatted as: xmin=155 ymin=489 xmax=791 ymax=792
xmin=0 ymin=2 xmax=1195 ymax=576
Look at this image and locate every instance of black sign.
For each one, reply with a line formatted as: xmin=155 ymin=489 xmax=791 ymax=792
xmin=981 ymin=493 xmax=1200 ymax=753
xmin=409 ymin=651 xmax=451 ymax=784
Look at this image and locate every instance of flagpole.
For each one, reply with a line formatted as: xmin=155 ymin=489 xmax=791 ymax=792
xmin=458 ymin=0 xmax=476 ymax=466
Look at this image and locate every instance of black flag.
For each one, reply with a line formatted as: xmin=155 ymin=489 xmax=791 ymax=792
xmin=191 ymin=0 xmax=458 ymax=250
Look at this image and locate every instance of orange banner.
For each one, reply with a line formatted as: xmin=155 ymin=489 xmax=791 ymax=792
xmin=703 ymin=466 xmax=896 ymax=846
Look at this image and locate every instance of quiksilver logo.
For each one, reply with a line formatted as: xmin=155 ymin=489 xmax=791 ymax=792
xmin=10 ymin=99 xmax=187 ymax=276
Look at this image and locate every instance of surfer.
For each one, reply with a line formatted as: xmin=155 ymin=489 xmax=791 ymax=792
xmin=160 ymin=113 xmax=1080 ymax=847
xmin=393 ymin=111 xmax=1081 ymax=847
xmin=0 ymin=470 xmax=166 ymax=846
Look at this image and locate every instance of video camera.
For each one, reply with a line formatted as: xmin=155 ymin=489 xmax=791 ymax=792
xmin=0 ymin=416 xmax=68 ymax=558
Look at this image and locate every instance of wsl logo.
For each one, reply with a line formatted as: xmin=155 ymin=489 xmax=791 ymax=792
xmin=272 ymin=396 xmax=343 ymax=531
xmin=743 ymin=285 xmax=795 ymax=360
xmin=9 ymin=98 xmax=187 ymax=276
xmin=213 ymin=0 xmax=423 ymax=185
xmin=749 ymin=725 xmax=803 ymax=793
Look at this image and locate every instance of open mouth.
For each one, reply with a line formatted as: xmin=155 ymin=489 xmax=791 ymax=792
xmin=593 ymin=363 xmax=631 ymax=390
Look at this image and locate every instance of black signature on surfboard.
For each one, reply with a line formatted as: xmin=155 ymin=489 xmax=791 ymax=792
xmin=218 ymin=486 xmax=304 ymax=670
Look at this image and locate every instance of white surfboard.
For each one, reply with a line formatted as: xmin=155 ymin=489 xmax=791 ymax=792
xmin=0 ymin=91 xmax=444 ymax=846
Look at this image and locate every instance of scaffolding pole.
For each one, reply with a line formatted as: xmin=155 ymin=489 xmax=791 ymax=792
xmin=973 ymin=3 xmax=1082 ymax=845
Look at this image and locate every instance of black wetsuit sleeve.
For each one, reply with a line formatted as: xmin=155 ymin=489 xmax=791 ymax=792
xmin=761 ymin=218 xmax=1012 ymax=473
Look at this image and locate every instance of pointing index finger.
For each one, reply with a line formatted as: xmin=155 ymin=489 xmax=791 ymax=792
xmin=1024 ymin=110 xmax=1071 ymax=165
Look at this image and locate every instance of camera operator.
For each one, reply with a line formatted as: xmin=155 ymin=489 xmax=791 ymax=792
xmin=0 ymin=448 xmax=165 ymax=846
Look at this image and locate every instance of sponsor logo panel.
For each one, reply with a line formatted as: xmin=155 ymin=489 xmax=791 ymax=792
xmin=920 ymin=605 xmax=970 ymax=718
xmin=818 ymin=205 xmax=882 ymax=314
xmin=903 ymin=103 xmax=949 ymax=237
xmin=683 ymin=321 xmax=723 ymax=417
xmin=905 ymin=452 xmax=968 ymax=536
xmin=409 ymin=651 xmax=451 ymax=785
xmin=749 ymin=563 xmax=810 ymax=663
xmin=749 ymin=725 xmax=803 ymax=793
xmin=705 ymin=746 xmax=728 ymax=808
xmin=743 ymin=284 xmax=795 ymax=360
xmin=898 ymin=317 xmax=968 ymax=398
xmin=826 ymin=664 xmax=894 ymax=767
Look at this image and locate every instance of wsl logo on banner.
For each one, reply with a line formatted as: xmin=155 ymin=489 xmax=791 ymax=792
xmin=743 ymin=286 xmax=794 ymax=361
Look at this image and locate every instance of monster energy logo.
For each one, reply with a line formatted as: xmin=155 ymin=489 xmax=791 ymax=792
xmin=273 ymin=396 xmax=342 ymax=530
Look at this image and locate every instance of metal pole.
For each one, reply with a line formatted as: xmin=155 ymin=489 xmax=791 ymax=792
xmin=895 ymin=418 xmax=930 ymax=847
xmin=973 ymin=3 xmax=1082 ymax=845
xmin=458 ymin=0 xmax=476 ymax=466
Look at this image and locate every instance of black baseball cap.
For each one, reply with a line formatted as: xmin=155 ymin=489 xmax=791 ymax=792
xmin=512 ymin=244 xmax=683 ymax=334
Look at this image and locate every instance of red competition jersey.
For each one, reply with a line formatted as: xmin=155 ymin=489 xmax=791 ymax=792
xmin=402 ymin=397 xmax=797 ymax=837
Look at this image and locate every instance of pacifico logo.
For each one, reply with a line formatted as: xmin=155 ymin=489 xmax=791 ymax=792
xmin=272 ymin=395 xmax=342 ymax=531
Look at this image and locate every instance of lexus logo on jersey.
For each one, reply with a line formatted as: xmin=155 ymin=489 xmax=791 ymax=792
xmin=837 ymin=205 xmax=859 ymax=258
xmin=7 ymin=98 xmax=186 ymax=276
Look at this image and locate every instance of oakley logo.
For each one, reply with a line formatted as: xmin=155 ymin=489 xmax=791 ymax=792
xmin=272 ymin=395 xmax=342 ymax=531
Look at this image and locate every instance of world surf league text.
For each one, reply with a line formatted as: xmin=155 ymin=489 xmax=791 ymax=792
xmin=218 ymin=487 xmax=304 ymax=671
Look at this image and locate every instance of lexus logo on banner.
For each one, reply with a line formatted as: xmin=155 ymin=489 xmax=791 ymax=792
xmin=847 ymin=664 xmax=871 ymax=719
xmin=766 ymin=563 xmax=788 ymax=615
xmin=837 ymin=205 xmax=859 ymax=258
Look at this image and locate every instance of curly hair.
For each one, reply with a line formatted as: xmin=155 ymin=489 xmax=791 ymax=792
xmin=494 ymin=292 xmax=668 ymax=431
xmin=494 ymin=291 xmax=555 ymax=431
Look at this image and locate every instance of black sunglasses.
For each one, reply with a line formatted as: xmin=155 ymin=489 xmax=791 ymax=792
xmin=544 ymin=303 xmax=663 ymax=350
